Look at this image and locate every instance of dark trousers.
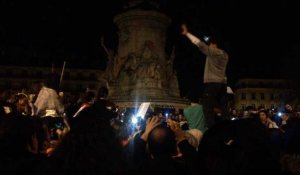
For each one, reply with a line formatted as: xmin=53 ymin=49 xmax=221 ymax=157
xmin=202 ymin=83 xmax=228 ymax=129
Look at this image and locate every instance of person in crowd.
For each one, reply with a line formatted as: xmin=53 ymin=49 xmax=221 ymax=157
xmin=197 ymin=119 xmax=281 ymax=175
xmin=131 ymin=116 xmax=198 ymax=175
xmin=178 ymin=113 xmax=189 ymax=130
xmin=0 ymin=116 xmax=45 ymax=175
xmin=14 ymin=93 xmax=32 ymax=116
xmin=38 ymin=116 xmax=126 ymax=175
xmin=181 ymin=24 xmax=229 ymax=128
xmin=33 ymin=74 xmax=64 ymax=118
xmin=72 ymin=91 xmax=95 ymax=118
xmin=83 ymin=86 xmax=117 ymax=122
xmin=258 ymin=110 xmax=279 ymax=129
xmin=182 ymin=92 xmax=206 ymax=148
xmin=280 ymin=125 xmax=300 ymax=175
xmin=183 ymin=92 xmax=207 ymax=134
xmin=33 ymin=73 xmax=69 ymax=151
xmin=0 ymin=90 xmax=17 ymax=117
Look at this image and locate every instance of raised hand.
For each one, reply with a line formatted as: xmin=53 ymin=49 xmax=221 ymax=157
xmin=141 ymin=116 xmax=161 ymax=141
xmin=167 ymin=119 xmax=185 ymax=143
xmin=181 ymin=24 xmax=189 ymax=35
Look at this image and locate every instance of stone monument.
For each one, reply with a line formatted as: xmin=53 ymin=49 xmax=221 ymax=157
xmin=101 ymin=0 xmax=189 ymax=112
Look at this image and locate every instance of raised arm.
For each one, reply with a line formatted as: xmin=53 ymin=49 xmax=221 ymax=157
xmin=182 ymin=24 xmax=227 ymax=58
xmin=181 ymin=24 xmax=200 ymax=45
xmin=181 ymin=24 xmax=210 ymax=55
xmin=140 ymin=116 xmax=161 ymax=141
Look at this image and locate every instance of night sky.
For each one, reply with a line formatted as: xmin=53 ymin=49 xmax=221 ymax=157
xmin=1 ymin=0 xmax=299 ymax=96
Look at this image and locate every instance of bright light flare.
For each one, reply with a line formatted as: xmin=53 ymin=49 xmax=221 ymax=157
xmin=131 ymin=116 xmax=138 ymax=124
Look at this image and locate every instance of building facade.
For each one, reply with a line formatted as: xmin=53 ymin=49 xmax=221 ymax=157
xmin=0 ymin=65 xmax=104 ymax=92
xmin=234 ymin=79 xmax=300 ymax=111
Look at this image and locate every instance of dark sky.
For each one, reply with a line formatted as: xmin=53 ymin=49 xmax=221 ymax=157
xmin=1 ymin=0 xmax=299 ymax=95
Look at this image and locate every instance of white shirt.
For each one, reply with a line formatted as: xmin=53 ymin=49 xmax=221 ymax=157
xmin=34 ymin=86 xmax=64 ymax=117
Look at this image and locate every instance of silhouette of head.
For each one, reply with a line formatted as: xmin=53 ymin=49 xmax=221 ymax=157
xmin=147 ymin=125 xmax=177 ymax=158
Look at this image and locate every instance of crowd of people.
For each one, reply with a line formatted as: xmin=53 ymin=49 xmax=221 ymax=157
xmin=0 ymin=24 xmax=300 ymax=174
xmin=0 ymin=76 xmax=299 ymax=175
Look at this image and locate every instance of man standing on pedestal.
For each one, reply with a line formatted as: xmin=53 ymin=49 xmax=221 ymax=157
xmin=181 ymin=24 xmax=229 ymax=129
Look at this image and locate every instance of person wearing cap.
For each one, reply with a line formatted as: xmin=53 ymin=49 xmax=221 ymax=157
xmin=181 ymin=24 xmax=229 ymax=128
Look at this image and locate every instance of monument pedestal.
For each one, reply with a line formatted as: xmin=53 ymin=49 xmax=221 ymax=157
xmin=102 ymin=8 xmax=189 ymax=112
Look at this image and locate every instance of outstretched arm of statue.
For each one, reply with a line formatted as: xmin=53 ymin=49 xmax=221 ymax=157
xmin=100 ymin=37 xmax=114 ymax=58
